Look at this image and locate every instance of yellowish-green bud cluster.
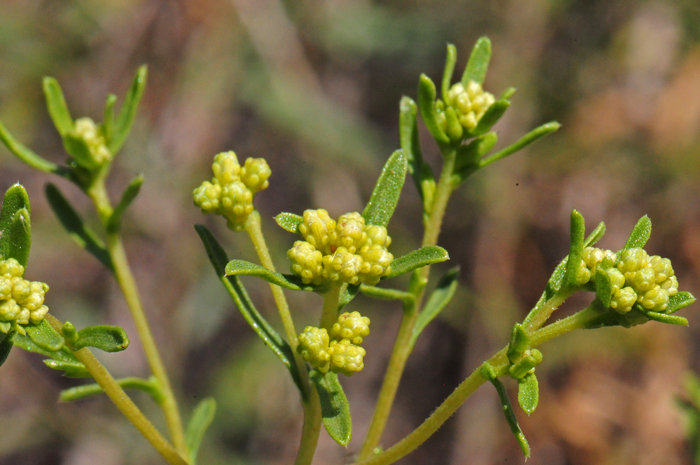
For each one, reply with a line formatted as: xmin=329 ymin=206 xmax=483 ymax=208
xmin=297 ymin=311 xmax=371 ymax=376
xmin=588 ymin=247 xmax=680 ymax=314
xmin=0 ymin=258 xmax=49 ymax=335
xmin=288 ymin=209 xmax=393 ymax=286
xmin=193 ymin=151 xmax=271 ymax=230
xmin=73 ymin=117 xmax=111 ymax=166
xmin=436 ymin=81 xmax=496 ymax=140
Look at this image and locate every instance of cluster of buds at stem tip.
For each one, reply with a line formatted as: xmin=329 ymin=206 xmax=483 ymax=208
xmin=297 ymin=311 xmax=370 ymax=376
xmin=288 ymin=209 xmax=393 ymax=286
xmin=436 ymin=81 xmax=495 ymax=142
xmin=576 ymin=247 xmax=679 ymax=314
xmin=71 ymin=117 xmax=112 ymax=168
xmin=193 ymin=151 xmax=271 ymax=231
xmin=0 ymin=258 xmax=49 ymax=335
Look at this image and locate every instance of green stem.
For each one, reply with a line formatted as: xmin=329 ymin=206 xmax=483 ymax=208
xmin=243 ymin=210 xmax=321 ymax=465
xmin=45 ymin=315 xmax=188 ymax=465
xmin=354 ymin=305 xmax=601 ymax=465
xmin=320 ymin=284 xmax=342 ymax=331
xmin=358 ymin=148 xmax=457 ymax=459
xmin=88 ymin=180 xmax=187 ymax=458
xmin=523 ymin=290 xmax=573 ymax=333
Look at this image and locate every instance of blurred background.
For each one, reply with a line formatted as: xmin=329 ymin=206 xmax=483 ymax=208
xmin=1 ymin=0 xmax=700 ymax=464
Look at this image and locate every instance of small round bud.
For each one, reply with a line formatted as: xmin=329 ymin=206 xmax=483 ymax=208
xmin=359 ymin=245 xmax=393 ymax=285
xmin=297 ymin=326 xmax=331 ymax=373
xmin=30 ymin=305 xmax=49 ymax=325
xmin=0 ymin=299 xmax=20 ymax=322
xmin=639 ymin=286 xmax=669 ymax=312
xmin=364 ymin=225 xmax=391 ymax=249
xmin=299 ymin=209 xmax=336 ymax=255
xmin=16 ymin=307 xmax=30 ymax=326
xmin=605 ymin=268 xmax=626 ymax=294
xmin=444 ymin=81 xmax=495 ymax=132
xmin=21 ymin=282 xmax=47 ymax=311
xmin=11 ymin=278 xmax=32 ymax=303
xmin=627 ymin=266 xmax=656 ymax=293
xmin=219 ymin=181 xmax=253 ymax=230
xmin=574 ymin=259 xmax=592 ymax=285
xmin=288 ymin=241 xmax=324 ymax=285
xmin=331 ymin=311 xmax=370 ymax=345
xmin=193 ymin=180 xmax=222 ymax=214
xmin=240 ymin=158 xmax=271 ymax=194
xmin=617 ymin=248 xmax=649 ymax=274
xmin=323 ymin=247 xmax=364 ymax=285
xmin=74 ymin=118 xmax=111 ymax=166
xmin=329 ymin=339 xmax=366 ymax=376
xmin=331 ymin=213 xmax=367 ymax=254
xmin=0 ymin=277 xmax=12 ymax=301
xmin=660 ymin=275 xmax=678 ymax=297
xmin=212 ymin=151 xmax=241 ymax=185
xmin=649 ymin=256 xmax=674 ymax=283
xmin=0 ymin=258 xmax=24 ymax=278
xmin=610 ymin=286 xmax=637 ymax=314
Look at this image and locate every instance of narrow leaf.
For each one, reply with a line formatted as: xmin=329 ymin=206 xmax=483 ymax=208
xmin=410 ymin=267 xmax=459 ymax=349
xmin=225 ymin=259 xmax=321 ymax=292
xmin=562 ymin=210 xmax=585 ymax=289
xmin=417 ymin=74 xmax=449 ymax=144
xmin=386 ymin=246 xmax=449 ymax=279
xmin=42 ymin=77 xmax=74 ymax=136
xmin=360 ymin=284 xmax=414 ymax=303
xmin=43 ymin=359 xmax=90 ymax=378
xmin=623 ymin=215 xmax=652 ymax=251
xmin=60 ymin=376 xmax=165 ymax=404
xmin=13 ymin=332 xmax=87 ymax=376
xmin=63 ymin=132 xmax=100 ymax=170
xmin=25 ymin=319 xmax=64 ymax=352
xmin=506 ymin=323 xmax=530 ymax=364
xmin=45 ymin=183 xmax=114 ymax=271
xmin=468 ymin=99 xmax=510 ymax=137
xmin=310 ymin=370 xmax=352 ymax=446
xmin=103 ymin=94 xmax=117 ymax=145
xmin=399 ymin=96 xmax=434 ymax=212
xmin=106 ymin=175 xmax=144 ymax=233
xmin=111 ymin=65 xmax=148 ymax=154
xmin=462 ymin=37 xmax=492 ymax=86
xmin=518 ymin=373 xmax=539 ymax=415
xmin=0 ymin=330 xmax=13 ymax=367
xmin=500 ymin=87 xmax=517 ymax=100
xmin=275 ymin=213 xmax=303 ymax=234
xmin=338 ymin=284 xmax=360 ymax=311
xmin=195 ymin=225 xmax=304 ymax=394
xmin=72 ymin=325 xmax=129 ymax=352
xmin=480 ymin=122 xmax=561 ymax=168
xmin=362 ymin=150 xmax=408 ymax=228
xmin=583 ymin=221 xmax=606 ymax=248
xmin=441 ymin=44 xmax=457 ymax=102
xmin=640 ymin=309 xmax=688 ymax=326
xmin=483 ymin=366 xmax=530 ymax=458
xmin=666 ymin=291 xmax=696 ymax=314
xmin=186 ymin=398 xmax=217 ymax=465
xmin=595 ymin=269 xmax=613 ymax=308
xmin=0 ymin=122 xmax=60 ymax=173
xmin=0 ymin=184 xmax=31 ymax=265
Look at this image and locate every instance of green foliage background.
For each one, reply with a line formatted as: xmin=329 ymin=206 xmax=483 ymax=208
xmin=1 ymin=0 xmax=700 ymax=464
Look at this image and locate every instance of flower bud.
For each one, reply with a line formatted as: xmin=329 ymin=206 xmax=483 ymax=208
xmin=288 ymin=241 xmax=324 ymax=285
xmin=649 ymin=256 xmax=674 ymax=283
xmin=30 ymin=305 xmax=49 ymax=325
xmin=574 ymin=259 xmax=591 ymax=285
xmin=193 ymin=180 xmax=222 ymax=214
xmin=331 ymin=213 xmax=367 ymax=254
xmin=329 ymin=339 xmax=366 ymax=376
xmin=212 ymin=151 xmax=241 ymax=185
xmin=331 ymin=311 xmax=370 ymax=345
xmin=627 ymin=266 xmax=656 ymax=293
xmin=219 ymin=181 xmax=253 ymax=230
xmin=610 ymin=286 xmax=637 ymax=314
xmin=0 ymin=258 xmax=24 ymax=278
xmin=322 ymin=247 xmax=364 ymax=285
xmin=660 ymin=275 xmax=678 ymax=297
xmin=297 ymin=326 xmax=331 ymax=373
xmin=617 ymin=248 xmax=649 ymax=275
xmin=11 ymin=278 xmax=32 ymax=303
xmin=606 ymin=268 xmax=626 ymax=294
xmin=299 ymin=209 xmax=336 ymax=255
xmin=639 ymin=286 xmax=669 ymax=312
xmin=443 ymin=81 xmax=495 ymax=132
xmin=240 ymin=158 xmax=271 ymax=194
xmin=73 ymin=117 xmax=111 ymax=166
xmin=359 ymin=245 xmax=393 ymax=285
xmin=0 ymin=299 xmax=20 ymax=322
xmin=364 ymin=225 xmax=391 ymax=249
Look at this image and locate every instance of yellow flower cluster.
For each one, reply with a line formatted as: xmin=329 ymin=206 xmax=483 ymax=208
xmin=288 ymin=210 xmax=393 ymax=286
xmin=193 ymin=151 xmax=271 ymax=230
xmin=0 ymin=258 xmax=49 ymax=335
xmin=73 ymin=117 xmax=111 ymax=166
xmin=297 ymin=311 xmax=370 ymax=376
xmin=436 ymin=81 xmax=496 ymax=140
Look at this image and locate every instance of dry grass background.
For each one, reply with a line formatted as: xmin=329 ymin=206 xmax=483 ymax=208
xmin=1 ymin=0 xmax=700 ymax=464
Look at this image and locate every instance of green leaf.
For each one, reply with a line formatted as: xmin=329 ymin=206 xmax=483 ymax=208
xmin=454 ymin=132 xmax=498 ymax=181
xmin=275 ymin=213 xmax=303 ymax=234
xmin=500 ymin=87 xmax=517 ymax=100
xmin=45 ymin=183 xmax=114 ymax=271
xmin=338 ymin=284 xmax=360 ymax=311
xmin=441 ymin=44 xmax=457 ymax=102
xmin=70 ymin=325 xmax=130 ymax=352
xmin=462 ymin=37 xmax=492 ymax=86
xmin=60 ymin=376 xmax=165 ymax=404
xmin=12 ymin=331 xmax=88 ymax=376
xmin=360 ymin=284 xmax=414 ymax=304
xmin=309 ymin=370 xmax=352 ymax=447
xmin=195 ymin=225 xmax=304 ymax=395
xmin=506 ymin=323 xmax=530 ymax=364
xmin=43 ymin=359 xmax=90 ymax=378
xmin=479 ymin=122 xmax=561 ymax=168
xmin=42 ymin=77 xmax=74 ymax=136
xmin=417 ymin=74 xmax=449 ymax=144
xmin=518 ymin=373 xmax=539 ymax=415
xmin=583 ymin=221 xmax=606 ymax=248
xmin=110 ymin=65 xmax=148 ymax=154
xmin=25 ymin=319 xmax=64 ymax=352
xmin=63 ymin=132 xmax=100 ymax=170
xmin=638 ymin=307 xmax=688 ymax=326
xmin=102 ymin=94 xmax=117 ymax=145
xmin=666 ymin=292 xmax=696 ymax=314
xmin=386 ymin=246 xmax=449 ymax=279
xmin=468 ymin=99 xmax=510 ymax=137
xmin=362 ymin=150 xmax=408 ymax=228
xmin=0 ymin=184 xmax=32 ymax=266
xmin=623 ymin=215 xmax=652 ymax=251
xmin=0 ymin=122 xmax=60 ymax=174
xmin=106 ymin=175 xmax=144 ymax=233
xmin=562 ymin=210 xmax=585 ymax=289
xmin=409 ymin=267 xmax=459 ymax=350
xmin=399 ymin=97 xmax=434 ymax=217
xmin=225 ymin=259 xmax=321 ymax=292
xmin=595 ymin=269 xmax=613 ymax=308
xmin=185 ymin=398 xmax=217 ymax=465
xmin=0 ymin=330 xmax=14 ymax=367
